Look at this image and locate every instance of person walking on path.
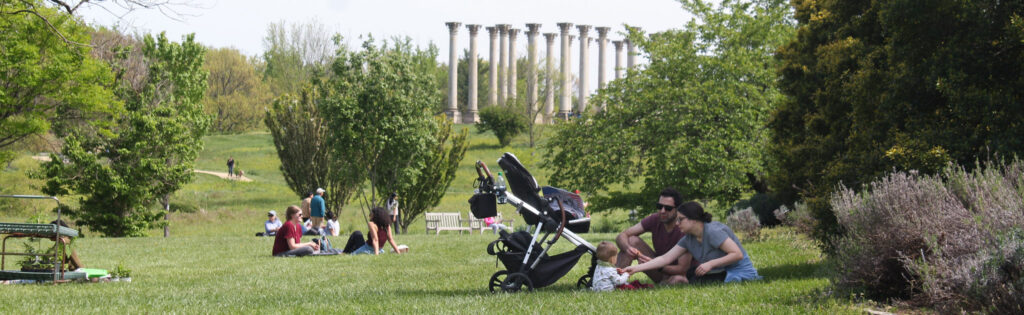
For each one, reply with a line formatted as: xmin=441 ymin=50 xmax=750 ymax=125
xmin=386 ymin=192 xmax=401 ymax=234
xmin=227 ymin=157 xmax=235 ymax=178
xmin=310 ymin=188 xmax=327 ymax=235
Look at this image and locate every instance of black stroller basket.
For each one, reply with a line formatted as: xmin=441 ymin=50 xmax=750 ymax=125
xmin=473 ymin=153 xmax=598 ymax=293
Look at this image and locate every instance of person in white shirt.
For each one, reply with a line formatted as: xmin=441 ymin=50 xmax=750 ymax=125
xmin=592 ymin=241 xmax=631 ymax=292
xmin=264 ymin=210 xmax=282 ymax=236
xmin=325 ymin=211 xmax=340 ymax=236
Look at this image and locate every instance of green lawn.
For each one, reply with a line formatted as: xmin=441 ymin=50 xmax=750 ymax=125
xmin=0 ymin=126 xmax=871 ymax=313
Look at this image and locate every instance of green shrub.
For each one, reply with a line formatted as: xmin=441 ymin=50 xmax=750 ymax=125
xmin=476 ymin=106 xmax=526 ymax=147
xmin=831 ymin=159 xmax=1024 ymax=312
xmin=731 ymin=193 xmax=782 ymax=226
xmin=726 ymin=207 xmax=761 ymax=241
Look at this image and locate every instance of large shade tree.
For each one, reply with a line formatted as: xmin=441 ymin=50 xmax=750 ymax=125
xmin=770 ymin=0 xmax=1024 ymax=250
xmin=41 ymin=33 xmax=210 ymax=237
xmin=542 ymin=0 xmax=795 ymax=217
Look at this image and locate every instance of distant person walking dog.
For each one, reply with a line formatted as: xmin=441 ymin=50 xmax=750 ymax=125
xmin=226 ymin=157 xmax=235 ymax=178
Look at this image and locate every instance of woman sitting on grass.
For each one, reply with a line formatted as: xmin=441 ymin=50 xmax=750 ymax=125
xmin=272 ymin=206 xmax=320 ymax=257
xmin=623 ymin=201 xmax=761 ymax=284
xmin=346 ymin=207 xmax=404 ymax=255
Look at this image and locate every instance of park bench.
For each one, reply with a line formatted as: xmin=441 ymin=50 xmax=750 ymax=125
xmin=424 ymin=212 xmax=472 ymax=235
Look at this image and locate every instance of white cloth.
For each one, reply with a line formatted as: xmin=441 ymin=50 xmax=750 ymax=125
xmin=591 ymin=262 xmax=630 ymax=292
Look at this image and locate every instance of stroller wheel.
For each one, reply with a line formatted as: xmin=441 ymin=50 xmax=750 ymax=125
xmin=488 ymin=270 xmax=508 ymax=293
xmin=501 ymin=272 xmax=534 ymax=293
xmin=576 ymin=274 xmax=592 ymax=290
xmin=486 ymin=239 xmax=507 ymax=255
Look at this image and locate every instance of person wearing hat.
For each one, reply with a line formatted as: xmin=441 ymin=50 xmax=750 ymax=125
xmin=310 ymin=188 xmax=327 ymax=235
xmin=386 ymin=192 xmax=400 ymax=234
xmin=264 ymin=210 xmax=282 ymax=236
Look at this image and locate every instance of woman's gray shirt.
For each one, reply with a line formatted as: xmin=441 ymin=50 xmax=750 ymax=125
xmin=675 ymin=222 xmax=748 ymax=273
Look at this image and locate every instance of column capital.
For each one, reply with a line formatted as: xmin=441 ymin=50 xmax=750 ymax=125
xmin=544 ymin=32 xmax=557 ymax=43
xmin=525 ymin=23 xmax=541 ymax=35
xmin=576 ymin=24 xmax=592 ymax=37
xmin=612 ymin=40 xmax=623 ymax=49
xmin=466 ymin=24 xmax=481 ymax=35
xmin=445 ymin=22 xmax=461 ymax=33
xmin=486 ymin=26 xmax=498 ymax=36
xmin=596 ymin=26 xmax=611 ymax=38
xmin=508 ymin=28 xmax=519 ymax=38
xmin=556 ymin=22 xmax=573 ymax=33
xmin=497 ymin=24 xmax=510 ymax=34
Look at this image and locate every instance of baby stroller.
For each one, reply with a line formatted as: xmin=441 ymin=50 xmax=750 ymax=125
xmin=469 ymin=153 xmax=597 ymax=293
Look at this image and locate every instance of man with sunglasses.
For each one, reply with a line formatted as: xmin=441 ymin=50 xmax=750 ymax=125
xmin=614 ymin=187 xmax=688 ymax=283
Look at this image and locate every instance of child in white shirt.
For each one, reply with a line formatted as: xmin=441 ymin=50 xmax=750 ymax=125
xmin=591 ymin=241 xmax=631 ymax=292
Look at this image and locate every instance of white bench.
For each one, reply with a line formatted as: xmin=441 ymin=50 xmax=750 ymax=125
xmin=425 ymin=212 xmax=472 ymax=235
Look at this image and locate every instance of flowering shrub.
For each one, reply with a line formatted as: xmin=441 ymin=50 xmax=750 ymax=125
xmin=726 ymin=207 xmax=761 ymax=241
xmin=831 ymin=160 xmax=1024 ymax=312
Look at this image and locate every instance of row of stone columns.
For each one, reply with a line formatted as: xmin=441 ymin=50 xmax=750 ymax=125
xmin=445 ymin=22 xmax=639 ymax=123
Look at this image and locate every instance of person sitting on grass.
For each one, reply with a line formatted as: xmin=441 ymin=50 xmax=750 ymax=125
xmin=264 ymin=210 xmax=282 ymax=236
xmin=622 ymin=201 xmax=761 ymax=284
xmin=325 ymin=211 xmax=340 ymax=237
xmin=592 ymin=241 xmax=631 ymax=291
xmin=347 ymin=207 xmax=405 ymax=255
xmin=272 ymin=206 xmax=320 ymax=257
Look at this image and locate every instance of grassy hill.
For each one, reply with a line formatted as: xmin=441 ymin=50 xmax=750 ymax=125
xmin=0 ymin=126 xmax=872 ymax=313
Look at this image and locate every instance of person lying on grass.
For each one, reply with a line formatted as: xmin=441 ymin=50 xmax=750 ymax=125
xmin=345 ymin=206 xmax=405 ymax=255
xmin=272 ymin=205 xmax=320 ymax=257
xmin=622 ymin=201 xmax=761 ymax=284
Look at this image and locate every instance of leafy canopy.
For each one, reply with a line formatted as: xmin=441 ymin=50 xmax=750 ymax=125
xmin=41 ymin=32 xmax=210 ymax=237
xmin=542 ymin=0 xmax=795 ymax=216
xmin=770 ymin=0 xmax=1024 ymax=250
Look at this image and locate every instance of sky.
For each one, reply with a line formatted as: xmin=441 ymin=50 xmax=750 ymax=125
xmin=77 ymin=0 xmax=696 ymax=92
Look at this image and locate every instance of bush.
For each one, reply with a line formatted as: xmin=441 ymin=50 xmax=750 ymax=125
xmin=831 ymin=159 xmax=1024 ymax=312
xmin=476 ymin=106 xmax=526 ymax=147
xmin=774 ymin=203 xmax=816 ymax=237
xmin=731 ymin=193 xmax=782 ymax=226
xmin=726 ymin=207 xmax=761 ymax=241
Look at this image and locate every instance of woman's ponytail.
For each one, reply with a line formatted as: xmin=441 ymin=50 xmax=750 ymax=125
xmin=678 ymin=201 xmax=711 ymax=223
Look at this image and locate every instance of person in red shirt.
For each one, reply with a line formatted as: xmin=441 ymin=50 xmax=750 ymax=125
xmin=614 ymin=187 xmax=688 ymax=283
xmin=272 ymin=205 xmax=320 ymax=256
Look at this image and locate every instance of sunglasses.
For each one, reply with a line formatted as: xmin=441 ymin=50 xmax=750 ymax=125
xmin=655 ymin=203 xmax=676 ymax=211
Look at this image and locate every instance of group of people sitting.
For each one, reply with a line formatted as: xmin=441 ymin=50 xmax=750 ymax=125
xmin=267 ymin=188 xmax=407 ymax=257
xmin=589 ymin=187 xmax=762 ymax=291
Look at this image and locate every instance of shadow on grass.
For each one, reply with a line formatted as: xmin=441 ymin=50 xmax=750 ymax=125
xmin=757 ymin=261 xmax=827 ymax=281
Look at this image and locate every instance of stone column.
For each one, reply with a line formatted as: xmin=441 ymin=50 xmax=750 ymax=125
xmin=625 ymin=39 xmax=635 ymax=69
xmin=507 ymin=28 xmax=519 ymax=103
xmin=486 ymin=26 xmax=498 ymax=107
xmin=613 ymin=40 xmax=624 ymax=80
xmin=465 ymin=24 xmax=481 ymax=123
xmin=557 ymin=22 xmax=572 ymax=119
xmin=543 ymin=32 xmax=556 ymax=122
xmin=445 ymin=22 xmax=461 ymax=122
xmin=497 ymin=24 xmax=509 ymax=106
xmin=526 ymin=24 xmax=541 ymax=123
xmin=576 ymin=25 xmax=591 ymax=115
xmin=596 ymin=27 xmax=610 ymax=91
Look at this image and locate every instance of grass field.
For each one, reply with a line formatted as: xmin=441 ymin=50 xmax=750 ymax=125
xmin=0 ymin=126 xmax=874 ymax=313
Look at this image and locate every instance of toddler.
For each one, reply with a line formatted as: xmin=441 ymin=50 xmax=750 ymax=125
xmin=591 ymin=241 xmax=631 ymax=292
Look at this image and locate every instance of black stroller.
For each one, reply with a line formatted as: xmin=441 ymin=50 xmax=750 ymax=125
xmin=469 ymin=153 xmax=597 ymax=293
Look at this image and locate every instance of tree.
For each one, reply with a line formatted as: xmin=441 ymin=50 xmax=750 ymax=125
xmin=541 ymin=0 xmax=795 ymax=217
xmin=0 ymin=0 xmax=120 ymax=164
xmin=204 ymin=47 xmax=271 ymax=133
xmin=771 ymin=0 xmax=1024 ymax=250
xmin=476 ymin=105 xmax=527 ymax=147
xmin=319 ymin=37 xmax=442 ymax=208
xmin=264 ymin=85 xmax=355 ymax=213
xmin=261 ymin=20 xmax=338 ymax=96
xmin=41 ymin=32 xmax=210 ymax=237
xmin=398 ymin=116 xmax=468 ymax=234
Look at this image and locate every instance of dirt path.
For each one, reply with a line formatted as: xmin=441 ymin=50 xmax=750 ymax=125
xmin=32 ymin=155 xmax=253 ymax=182
xmin=193 ymin=170 xmax=252 ymax=182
